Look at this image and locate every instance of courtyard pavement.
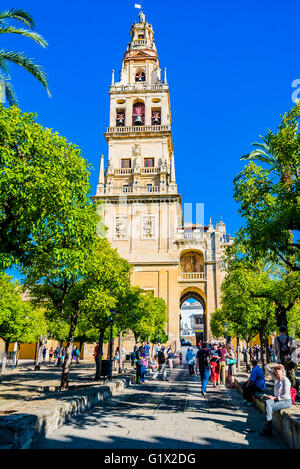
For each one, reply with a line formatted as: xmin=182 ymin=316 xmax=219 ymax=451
xmin=36 ymin=366 xmax=287 ymax=449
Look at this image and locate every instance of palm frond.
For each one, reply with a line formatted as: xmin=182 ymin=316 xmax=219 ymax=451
xmin=0 ymin=9 xmax=34 ymax=28
xmin=250 ymin=142 xmax=270 ymax=151
xmin=233 ymin=169 xmax=248 ymax=184
xmin=0 ymin=49 xmax=50 ymax=95
xmin=4 ymin=80 xmax=18 ymax=106
xmin=0 ymin=26 xmax=48 ymax=48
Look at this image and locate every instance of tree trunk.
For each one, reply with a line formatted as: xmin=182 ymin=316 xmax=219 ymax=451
xmin=1 ymin=340 xmax=10 ymax=374
xmin=60 ymin=315 xmax=78 ymax=390
xmin=95 ymin=328 xmax=105 ymax=380
xmin=236 ymin=336 xmax=240 ymax=370
xmin=259 ymin=331 xmax=266 ymax=371
xmin=275 ymin=306 xmax=288 ymax=331
xmin=16 ymin=342 xmax=21 ymax=367
xmin=265 ymin=338 xmax=271 ymax=363
xmin=118 ymin=331 xmax=123 ymax=374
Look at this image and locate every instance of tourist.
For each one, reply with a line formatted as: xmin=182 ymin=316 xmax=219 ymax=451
xmin=242 ymin=360 xmax=265 ymax=406
xmin=42 ymin=346 xmax=47 ymax=363
xmin=75 ymin=346 xmax=80 ymax=364
xmin=131 ymin=346 xmax=138 ymax=367
xmin=269 ymin=344 xmax=276 ymax=363
xmin=273 ymin=325 xmax=294 ymax=365
xmin=186 ymin=347 xmax=196 ymax=377
xmin=135 ymin=346 xmax=143 ymax=384
xmin=154 ymin=342 xmax=161 ymax=358
xmin=218 ymin=343 xmax=227 ymax=386
xmin=144 ymin=341 xmax=151 ymax=357
xmin=93 ymin=343 xmax=99 ymax=363
xmin=209 ymin=341 xmax=221 ymax=387
xmin=179 ymin=352 xmax=183 ymax=365
xmin=196 ymin=342 xmax=210 ymax=396
xmin=167 ymin=347 xmax=174 ymax=370
xmin=225 ymin=344 xmax=236 ymax=388
xmin=260 ymin=364 xmax=292 ymax=436
xmin=49 ymin=346 xmax=54 ymax=363
xmin=140 ymin=346 xmax=148 ymax=383
xmin=148 ymin=356 xmax=158 ymax=372
xmin=71 ymin=346 xmax=77 ymax=363
xmin=114 ymin=347 xmax=120 ymax=371
xmin=152 ymin=346 xmax=168 ymax=381
xmin=242 ymin=345 xmax=247 ymax=362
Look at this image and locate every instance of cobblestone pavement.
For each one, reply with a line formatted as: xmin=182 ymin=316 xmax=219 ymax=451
xmin=36 ymin=367 xmax=288 ymax=449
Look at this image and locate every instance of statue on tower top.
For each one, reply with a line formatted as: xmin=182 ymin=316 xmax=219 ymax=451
xmin=139 ymin=10 xmax=145 ymax=23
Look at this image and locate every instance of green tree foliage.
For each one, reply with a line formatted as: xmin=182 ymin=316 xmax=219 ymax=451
xmin=0 ymin=273 xmax=47 ymax=372
xmin=0 ymin=106 xmax=97 ymax=270
xmin=212 ymin=245 xmax=277 ymax=368
xmin=0 ymin=9 xmax=49 ymax=104
xmin=234 ymin=103 xmax=300 ymax=272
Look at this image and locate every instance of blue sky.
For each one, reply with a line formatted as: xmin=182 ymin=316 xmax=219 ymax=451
xmin=2 ymin=0 xmax=299 ymax=243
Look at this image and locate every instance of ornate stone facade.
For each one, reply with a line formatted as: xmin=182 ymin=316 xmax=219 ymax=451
xmin=92 ymin=12 xmax=233 ymax=342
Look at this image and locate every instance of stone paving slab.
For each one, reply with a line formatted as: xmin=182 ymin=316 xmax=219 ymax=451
xmin=36 ymin=367 xmax=288 ymax=449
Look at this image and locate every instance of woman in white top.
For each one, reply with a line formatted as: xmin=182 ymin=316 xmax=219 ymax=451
xmin=260 ymin=364 xmax=292 ymax=436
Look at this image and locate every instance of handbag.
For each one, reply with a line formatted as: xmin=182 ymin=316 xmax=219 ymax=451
xmin=226 ymin=358 xmax=237 ymax=365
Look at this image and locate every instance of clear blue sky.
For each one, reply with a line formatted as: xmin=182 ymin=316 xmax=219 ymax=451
xmin=2 ymin=0 xmax=299 ymax=239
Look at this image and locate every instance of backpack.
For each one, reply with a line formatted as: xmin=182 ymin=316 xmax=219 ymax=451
xmin=290 ymin=387 xmax=297 ymax=405
xmin=157 ymin=350 xmax=165 ymax=364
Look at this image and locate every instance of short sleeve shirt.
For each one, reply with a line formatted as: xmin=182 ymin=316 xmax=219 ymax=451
xmin=197 ymin=349 xmax=210 ymax=368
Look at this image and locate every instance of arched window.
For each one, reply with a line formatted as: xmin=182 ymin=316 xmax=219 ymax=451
xmin=135 ymin=70 xmax=146 ymax=82
xmin=116 ymin=109 xmax=125 ymax=126
xmin=132 ymin=102 xmax=145 ymax=125
xmin=180 ymin=251 xmax=204 ymax=273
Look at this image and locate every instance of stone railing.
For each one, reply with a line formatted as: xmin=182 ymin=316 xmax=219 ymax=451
xmin=106 ymin=125 xmax=170 ymax=134
xmin=109 ymin=83 xmax=168 ymax=93
xmin=175 ymin=230 xmax=204 ymax=243
xmin=140 ymin=167 xmax=160 ymax=174
xmin=114 ymin=168 xmax=134 ymax=175
xmin=178 ymin=272 xmax=206 ymax=282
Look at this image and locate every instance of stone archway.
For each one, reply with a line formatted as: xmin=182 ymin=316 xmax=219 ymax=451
xmin=179 ymin=287 xmax=207 ymax=344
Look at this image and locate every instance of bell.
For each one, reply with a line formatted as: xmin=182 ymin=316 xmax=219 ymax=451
xmin=134 ymin=115 xmax=143 ymax=125
xmin=153 ymin=116 xmax=159 ymax=123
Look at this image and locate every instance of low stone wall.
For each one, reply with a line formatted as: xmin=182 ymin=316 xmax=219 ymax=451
xmin=234 ymin=376 xmax=300 ymax=449
xmin=0 ymin=378 xmax=129 ymax=449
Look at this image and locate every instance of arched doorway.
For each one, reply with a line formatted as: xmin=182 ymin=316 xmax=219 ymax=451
xmin=179 ymin=288 xmax=206 ymax=345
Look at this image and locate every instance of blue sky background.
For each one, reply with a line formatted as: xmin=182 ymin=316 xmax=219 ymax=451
xmin=2 ymin=0 xmax=300 ymax=280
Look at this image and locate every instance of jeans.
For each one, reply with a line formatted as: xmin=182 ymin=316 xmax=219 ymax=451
xmin=265 ymin=398 xmax=292 ymax=421
xmin=199 ymin=366 xmax=210 ymax=392
xmin=242 ymin=382 xmax=263 ymax=402
xmin=152 ymin=363 xmax=167 ymax=380
xmin=141 ymin=365 xmax=146 ymax=382
xmin=188 ymin=364 xmax=195 ymax=376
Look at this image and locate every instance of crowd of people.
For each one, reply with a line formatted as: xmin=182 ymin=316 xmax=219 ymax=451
xmin=40 ymin=345 xmax=81 ymax=366
xmin=185 ymin=340 xmax=237 ymax=393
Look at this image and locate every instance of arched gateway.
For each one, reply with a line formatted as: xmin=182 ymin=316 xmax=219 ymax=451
xmin=92 ymin=11 xmax=233 ymax=348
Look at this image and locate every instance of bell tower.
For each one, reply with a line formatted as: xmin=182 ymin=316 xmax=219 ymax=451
xmin=92 ymin=11 xmax=233 ymax=345
xmin=94 ymin=10 xmax=181 ymax=255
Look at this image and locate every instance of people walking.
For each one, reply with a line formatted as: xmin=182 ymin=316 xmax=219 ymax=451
xmin=154 ymin=342 xmax=161 ymax=358
xmin=186 ymin=347 xmax=196 ymax=377
xmin=42 ymin=346 xmax=47 ymax=363
xmin=75 ymin=346 xmax=80 ymax=364
xmin=114 ymin=348 xmax=120 ymax=371
xmin=225 ymin=344 xmax=236 ymax=388
xmin=260 ymin=364 xmax=292 ymax=436
xmin=152 ymin=346 xmax=168 ymax=381
xmin=209 ymin=341 xmax=221 ymax=387
xmin=135 ymin=346 xmax=143 ymax=384
xmin=167 ymin=347 xmax=174 ymax=370
xmin=179 ymin=352 xmax=183 ymax=366
xmin=49 ymin=346 xmax=54 ymax=363
xmin=196 ymin=342 xmax=210 ymax=396
xmin=218 ymin=343 xmax=227 ymax=386
xmin=242 ymin=360 xmax=265 ymax=406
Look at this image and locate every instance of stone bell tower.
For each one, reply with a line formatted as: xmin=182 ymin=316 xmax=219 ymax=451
xmin=92 ymin=11 xmax=233 ymax=344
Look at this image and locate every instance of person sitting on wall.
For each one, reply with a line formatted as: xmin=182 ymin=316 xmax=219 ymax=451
xmin=242 ymin=360 xmax=265 ymax=406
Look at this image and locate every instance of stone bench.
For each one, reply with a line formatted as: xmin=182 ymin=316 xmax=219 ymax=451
xmin=0 ymin=378 xmax=130 ymax=449
xmin=234 ymin=377 xmax=300 ymax=449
